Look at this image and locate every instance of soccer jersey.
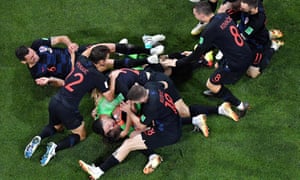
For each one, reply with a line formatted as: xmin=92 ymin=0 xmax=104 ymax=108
xmin=182 ymin=13 xmax=252 ymax=71
xmin=238 ymin=0 xmax=270 ymax=49
xmin=140 ymin=82 xmax=180 ymax=133
xmin=115 ymin=68 xmax=141 ymax=97
xmin=57 ymin=55 xmax=109 ymax=109
xmin=29 ymin=38 xmax=72 ymax=79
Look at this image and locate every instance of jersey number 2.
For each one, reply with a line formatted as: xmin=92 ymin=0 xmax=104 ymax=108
xmin=65 ymin=73 xmax=84 ymax=92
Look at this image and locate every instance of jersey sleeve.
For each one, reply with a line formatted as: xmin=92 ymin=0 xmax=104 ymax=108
xmin=240 ymin=12 xmax=266 ymax=40
xmin=31 ymin=38 xmax=51 ymax=51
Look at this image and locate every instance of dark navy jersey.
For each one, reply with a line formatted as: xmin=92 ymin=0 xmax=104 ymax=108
xmin=57 ymin=55 xmax=109 ymax=109
xmin=29 ymin=38 xmax=72 ymax=79
xmin=115 ymin=68 xmax=141 ymax=96
xmin=140 ymin=82 xmax=179 ymax=132
xmin=183 ymin=13 xmax=252 ymax=71
xmin=238 ymin=1 xmax=270 ymax=48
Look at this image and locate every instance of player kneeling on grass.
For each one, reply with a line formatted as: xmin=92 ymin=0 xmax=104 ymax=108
xmin=79 ymin=82 xmax=185 ymax=179
xmin=23 ymin=45 xmax=122 ymax=166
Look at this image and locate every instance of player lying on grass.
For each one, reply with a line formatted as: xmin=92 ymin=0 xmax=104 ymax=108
xmin=15 ymin=35 xmax=164 ymax=87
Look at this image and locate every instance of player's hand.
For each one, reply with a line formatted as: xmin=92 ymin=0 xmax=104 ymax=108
xmin=68 ymin=43 xmax=79 ymax=52
xmin=160 ymin=58 xmax=177 ymax=67
xmin=35 ymin=77 xmax=49 ymax=86
xmin=181 ymin=51 xmax=192 ymax=56
xmin=120 ymin=101 xmax=132 ymax=113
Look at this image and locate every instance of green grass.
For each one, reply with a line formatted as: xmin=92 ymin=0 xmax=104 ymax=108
xmin=0 ymin=0 xmax=299 ymax=179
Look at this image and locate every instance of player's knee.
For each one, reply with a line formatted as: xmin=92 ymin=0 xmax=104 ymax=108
xmin=247 ymin=66 xmax=260 ymax=78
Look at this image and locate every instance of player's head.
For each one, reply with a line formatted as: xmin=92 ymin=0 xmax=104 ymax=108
xmin=92 ymin=117 xmax=121 ymax=142
xmin=127 ymin=84 xmax=148 ymax=103
xmin=89 ymin=45 xmax=110 ymax=64
xmin=15 ymin=46 xmax=40 ymax=65
xmin=193 ymin=1 xmax=214 ymax=23
xmin=240 ymin=0 xmax=258 ymax=13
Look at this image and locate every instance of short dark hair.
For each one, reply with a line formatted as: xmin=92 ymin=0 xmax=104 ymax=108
xmin=15 ymin=46 xmax=29 ymax=61
xmin=92 ymin=119 xmax=105 ymax=136
xmin=89 ymin=45 xmax=110 ymax=64
xmin=126 ymin=84 xmax=147 ymax=101
xmin=92 ymin=118 xmax=122 ymax=143
xmin=241 ymin=0 xmax=258 ymax=8
xmin=194 ymin=1 xmax=213 ymax=16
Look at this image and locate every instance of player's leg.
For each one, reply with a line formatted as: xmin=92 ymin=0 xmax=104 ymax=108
xmin=206 ymin=69 xmax=249 ymax=117
xmin=24 ymin=97 xmax=62 ymax=159
xmin=79 ymin=133 xmax=148 ymax=179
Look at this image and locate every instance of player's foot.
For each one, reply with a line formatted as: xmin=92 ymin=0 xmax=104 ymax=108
xmin=190 ymin=0 xmax=200 ymax=2
xmin=24 ymin=136 xmax=41 ymax=159
xmin=147 ymin=54 xmax=159 ymax=64
xmin=218 ymin=102 xmax=239 ymax=122
xmin=79 ymin=160 xmax=104 ymax=180
xmin=150 ymin=45 xmax=164 ymax=55
xmin=143 ymin=154 xmax=163 ymax=175
xmin=191 ymin=22 xmax=206 ymax=36
xmin=142 ymin=34 xmax=166 ymax=48
xmin=271 ymin=40 xmax=284 ymax=51
xmin=119 ymin=38 xmax=128 ymax=44
xmin=192 ymin=114 xmax=209 ymax=137
xmin=237 ymin=102 xmax=250 ymax=118
xmin=204 ymin=50 xmax=214 ymax=67
xmin=269 ymin=29 xmax=283 ymax=39
xmin=40 ymin=142 xmax=57 ymax=166
xmin=202 ymin=89 xmax=215 ymax=97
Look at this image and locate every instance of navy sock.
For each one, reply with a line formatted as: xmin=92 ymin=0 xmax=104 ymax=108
xmin=99 ymin=155 xmax=120 ymax=172
xmin=189 ymin=105 xmax=218 ymax=116
xmin=39 ymin=124 xmax=57 ymax=139
xmin=139 ymin=149 xmax=156 ymax=157
xmin=113 ymin=57 xmax=148 ymax=69
xmin=115 ymin=44 xmax=149 ymax=54
xmin=181 ymin=117 xmax=192 ymax=125
xmin=55 ymin=134 xmax=80 ymax=152
xmin=215 ymin=86 xmax=241 ymax=106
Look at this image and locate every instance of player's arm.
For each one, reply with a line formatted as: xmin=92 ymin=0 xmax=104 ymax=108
xmin=51 ymin=35 xmax=79 ymax=52
xmin=120 ymin=101 xmax=147 ymax=131
xmin=119 ymin=116 xmax=133 ymax=138
xmin=35 ymin=77 xmax=65 ymax=87
xmin=102 ymin=69 xmax=124 ymax=101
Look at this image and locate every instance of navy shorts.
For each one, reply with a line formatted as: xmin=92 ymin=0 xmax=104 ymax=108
xmin=141 ymin=123 xmax=181 ymax=150
xmin=48 ymin=95 xmax=83 ymax=130
xmin=209 ymin=63 xmax=245 ymax=85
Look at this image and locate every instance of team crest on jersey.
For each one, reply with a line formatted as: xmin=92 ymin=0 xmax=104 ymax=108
xmin=39 ymin=46 xmax=53 ymax=53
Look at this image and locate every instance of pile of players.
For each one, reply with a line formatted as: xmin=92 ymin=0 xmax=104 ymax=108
xmin=15 ymin=0 xmax=284 ymax=179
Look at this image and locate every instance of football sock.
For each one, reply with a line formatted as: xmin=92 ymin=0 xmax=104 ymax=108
xmin=181 ymin=117 xmax=192 ymax=125
xmin=99 ymin=155 xmax=120 ymax=172
xmin=116 ymin=44 xmax=150 ymax=55
xmin=39 ymin=124 xmax=57 ymax=139
xmin=113 ymin=57 xmax=148 ymax=69
xmin=189 ymin=104 xmax=218 ymax=116
xmin=215 ymin=86 xmax=241 ymax=106
xmin=55 ymin=134 xmax=80 ymax=152
xmin=140 ymin=149 xmax=156 ymax=157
